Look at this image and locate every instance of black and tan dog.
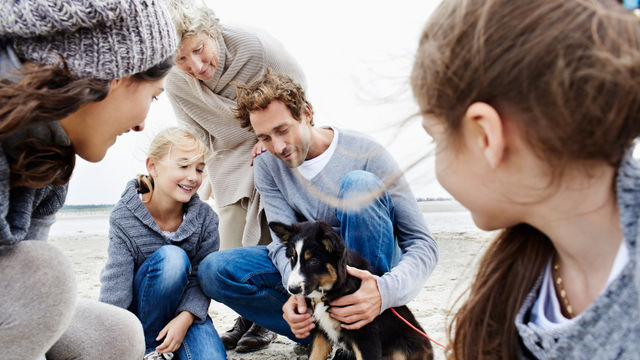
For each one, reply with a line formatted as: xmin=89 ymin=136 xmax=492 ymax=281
xmin=270 ymin=220 xmax=433 ymax=360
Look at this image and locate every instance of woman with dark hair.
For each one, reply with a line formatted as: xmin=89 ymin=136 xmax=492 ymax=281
xmin=0 ymin=0 xmax=177 ymax=359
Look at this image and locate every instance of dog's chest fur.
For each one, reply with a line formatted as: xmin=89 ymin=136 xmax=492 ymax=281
xmin=312 ymin=300 xmax=344 ymax=346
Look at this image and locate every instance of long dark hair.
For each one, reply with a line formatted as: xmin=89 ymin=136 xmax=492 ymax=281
xmin=1 ymin=58 xmax=173 ymax=188
xmin=410 ymin=0 xmax=640 ymax=358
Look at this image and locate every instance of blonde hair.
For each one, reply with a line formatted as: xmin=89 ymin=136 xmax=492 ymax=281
xmin=137 ymin=126 xmax=208 ymax=202
xmin=165 ymin=0 xmax=219 ymax=42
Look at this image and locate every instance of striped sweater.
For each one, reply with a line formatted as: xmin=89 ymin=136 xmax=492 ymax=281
xmin=165 ymin=24 xmax=305 ymax=245
xmin=98 ymin=179 xmax=220 ymax=322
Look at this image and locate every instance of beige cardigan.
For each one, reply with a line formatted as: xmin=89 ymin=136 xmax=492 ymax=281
xmin=166 ymin=25 xmax=305 ymax=245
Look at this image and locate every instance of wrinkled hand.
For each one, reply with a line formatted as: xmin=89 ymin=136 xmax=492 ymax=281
xmin=155 ymin=311 xmax=194 ymax=354
xmin=250 ymin=141 xmax=267 ymax=166
xmin=329 ymin=265 xmax=382 ymax=330
xmin=282 ymin=295 xmax=315 ymax=339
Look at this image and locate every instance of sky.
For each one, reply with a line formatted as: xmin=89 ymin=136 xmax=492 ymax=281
xmin=64 ymin=0 xmax=449 ymax=205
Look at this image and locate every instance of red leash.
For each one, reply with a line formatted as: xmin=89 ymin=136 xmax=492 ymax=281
xmin=390 ymin=307 xmax=446 ymax=349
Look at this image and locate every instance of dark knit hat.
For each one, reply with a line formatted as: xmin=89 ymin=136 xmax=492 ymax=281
xmin=0 ymin=0 xmax=178 ymax=80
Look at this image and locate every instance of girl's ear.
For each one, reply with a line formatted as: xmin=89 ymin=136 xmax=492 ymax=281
xmin=146 ymin=157 xmax=158 ymax=178
xmin=464 ymin=102 xmax=505 ymax=168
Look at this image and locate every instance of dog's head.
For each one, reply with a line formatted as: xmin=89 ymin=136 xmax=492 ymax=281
xmin=270 ymin=221 xmax=346 ymax=299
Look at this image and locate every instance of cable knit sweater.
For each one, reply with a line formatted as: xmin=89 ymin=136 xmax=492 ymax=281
xmin=98 ymin=179 xmax=220 ymax=323
xmin=515 ymin=151 xmax=640 ymax=358
xmin=165 ymin=24 xmax=305 ymax=246
xmin=0 ymin=44 xmax=69 ymax=246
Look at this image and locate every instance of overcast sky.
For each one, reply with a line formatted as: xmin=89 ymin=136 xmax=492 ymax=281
xmin=64 ymin=0 xmax=448 ymax=205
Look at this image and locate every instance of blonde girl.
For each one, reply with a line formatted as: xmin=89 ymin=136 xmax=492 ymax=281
xmin=411 ymin=0 xmax=640 ymax=358
xmin=99 ymin=127 xmax=225 ymax=360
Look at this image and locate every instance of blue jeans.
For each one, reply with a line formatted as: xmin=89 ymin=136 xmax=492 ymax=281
xmin=198 ymin=171 xmax=400 ymax=343
xmin=133 ymin=245 xmax=226 ymax=359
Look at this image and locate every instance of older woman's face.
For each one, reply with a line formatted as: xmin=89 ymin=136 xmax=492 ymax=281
xmin=176 ymin=32 xmax=219 ymax=81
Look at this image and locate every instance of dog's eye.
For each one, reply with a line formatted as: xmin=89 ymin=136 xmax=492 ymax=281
xmin=308 ymin=258 xmax=320 ymax=266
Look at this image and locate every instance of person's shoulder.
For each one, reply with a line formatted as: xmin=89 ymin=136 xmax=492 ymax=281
xmin=165 ymin=67 xmax=193 ymax=94
xmin=253 ymin=150 xmax=278 ymax=170
xmin=338 ymin=128 xmax=383 ymax=149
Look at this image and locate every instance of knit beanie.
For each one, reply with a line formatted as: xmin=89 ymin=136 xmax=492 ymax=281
xmin=0 ymin=0 xmax=178 ymax=80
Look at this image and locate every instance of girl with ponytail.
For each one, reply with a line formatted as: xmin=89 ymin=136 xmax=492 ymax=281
xmin=99 ymin=127 xmax=226 ymax=360
xmin=411 ymin=0 xmax=640 ymax=358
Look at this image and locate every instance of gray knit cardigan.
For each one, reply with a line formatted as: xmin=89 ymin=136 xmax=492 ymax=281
xmin=515 ymin=151 xmax=640 ymax=359
xmin=98 ymin=179 xmax=220 ymax=323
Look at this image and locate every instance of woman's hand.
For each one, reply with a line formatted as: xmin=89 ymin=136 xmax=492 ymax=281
xmin=251 ymin=141 xmax=267 ymax=166
xmin=155 ymin=311 xmax=195 ymax=354
xmin=282 ymin=295 xmax=315 ymax=339
xmin=328 ymin=266 xmax=382 ymax=330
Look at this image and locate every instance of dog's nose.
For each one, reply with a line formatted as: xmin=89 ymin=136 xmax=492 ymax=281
xmin=288 ymin=285 xmax=302 ymax=295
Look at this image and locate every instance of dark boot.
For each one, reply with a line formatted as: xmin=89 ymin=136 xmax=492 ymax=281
xmin=220 ymin=316 xmax=253 ymax=350
xmin=235 ymin=323 xmax=278 ymax=353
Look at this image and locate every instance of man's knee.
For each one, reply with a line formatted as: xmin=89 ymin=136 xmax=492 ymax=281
xmin=197 ymin=251 xmax=227 ymax=300
xmin=339 ymin=170 xmax=383 ymax=197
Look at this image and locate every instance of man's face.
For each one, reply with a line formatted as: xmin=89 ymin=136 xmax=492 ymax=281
xmin=250 ymin=100 xmax=312 ymax=168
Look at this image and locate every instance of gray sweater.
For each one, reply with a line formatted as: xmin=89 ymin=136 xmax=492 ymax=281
xmin=515 ymin=151 xmax=640 ymax=358
xmin=0 ymin=44 xmax=69 ymax=246
xmin=254 ymin=128 xmax=439 ymax=312
xmin=99 ymin=179 xmax=220 ymax=323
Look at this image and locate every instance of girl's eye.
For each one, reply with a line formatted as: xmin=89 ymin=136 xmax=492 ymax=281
xmin=153 ymin=96 xmax=159 ymax=101
xmin=196 ymin=168 xmax=204 ymax=173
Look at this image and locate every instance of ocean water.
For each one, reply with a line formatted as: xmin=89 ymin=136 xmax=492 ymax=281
xmin=49 ymin=201 xmax=489 ymax=239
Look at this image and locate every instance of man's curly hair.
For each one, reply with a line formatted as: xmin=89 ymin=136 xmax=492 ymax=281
xmin=233 ymin=68 xmax=313 ymax=131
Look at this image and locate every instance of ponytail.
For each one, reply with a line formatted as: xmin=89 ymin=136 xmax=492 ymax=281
xmin=136 ymin=174 xmax=155 ymax=203
xmin=447 ymin=224 xmax=554 ymax=359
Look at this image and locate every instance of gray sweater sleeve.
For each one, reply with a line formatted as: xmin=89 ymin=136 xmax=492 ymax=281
xmin=98 ymin=221 xmax=136 ymax=309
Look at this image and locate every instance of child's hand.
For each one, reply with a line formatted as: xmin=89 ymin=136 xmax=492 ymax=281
xmin=155 ymin=311 xmax=195 ymax=354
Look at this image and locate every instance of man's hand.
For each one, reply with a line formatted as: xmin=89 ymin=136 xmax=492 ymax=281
xmin=250 ymin=141 xmax=267 ymax=166
xmin=155 ymin=311 xmax=194 ymax=354
xmin=282 ymin=295 xmax=315 ymax=339
xmin=329 ymin=265 xmax=382 ymax=330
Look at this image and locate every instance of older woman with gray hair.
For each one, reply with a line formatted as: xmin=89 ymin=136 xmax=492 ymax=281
xmin=164 ymin=0 xmax=306 ymax=353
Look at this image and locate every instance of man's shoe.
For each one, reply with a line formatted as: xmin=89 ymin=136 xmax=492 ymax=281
xmin=221 ymin=316 xmax=253 ymax=350
xmin=235 ymin=323 xmax=278 ymax=353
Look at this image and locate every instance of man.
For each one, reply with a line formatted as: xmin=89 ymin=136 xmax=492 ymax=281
xmin=198 ymin=70 xmax=438 ymax=357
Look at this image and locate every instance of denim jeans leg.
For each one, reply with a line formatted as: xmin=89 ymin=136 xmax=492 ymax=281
xmin=335 ymin=170 xmax=401 ymax=275
xmin=176 ymin=315 xmax=226 ymax=360
xmin=198 ymin=246 xmax=304 ymax=342
xmin=133 ymin=245 xmax=191 ymax=353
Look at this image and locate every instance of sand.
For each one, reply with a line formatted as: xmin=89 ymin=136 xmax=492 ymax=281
xmin=48 ymin=206 xmax=493 ymax=360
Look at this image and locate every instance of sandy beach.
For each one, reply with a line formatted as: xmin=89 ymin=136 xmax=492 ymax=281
xmin=49 ymin=201 xmax=494 ymax=360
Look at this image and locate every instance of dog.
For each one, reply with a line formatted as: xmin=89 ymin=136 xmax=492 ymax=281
xmin=269 ymin=220 xmax=433 ymax=360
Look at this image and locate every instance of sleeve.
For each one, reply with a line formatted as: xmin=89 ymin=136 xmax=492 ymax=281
xmin=165 ymin=71 xmax=214 ymax=148
xmin=253 ymin=156 xmax=298 ymax=289
xmin=98 ymin=219 xmax=136 ymax=310
xmin=175 ymin=205 xmax=220 ymax=323
xmin=368 ymin=146 xmax=440 ymax=311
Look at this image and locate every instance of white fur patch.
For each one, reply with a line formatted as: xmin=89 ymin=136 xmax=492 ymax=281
xmin=313 ymin=301 xmax=342 ymax=345
xmin=287 ymin=240 xmax=306 ymax=295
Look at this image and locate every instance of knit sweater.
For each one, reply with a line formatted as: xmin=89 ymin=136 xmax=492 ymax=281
xmin=165 ymin=24 xmax=305 ymax=246
xmin=255 ymin=128 xmax=439 ymax=312
xmin=0 ymin=44 xmax=69 ymax=246
xmin=98 ymin=179 xmax=220 ymax=323
xmin=515 ymin=151 xmax=640 ymax=358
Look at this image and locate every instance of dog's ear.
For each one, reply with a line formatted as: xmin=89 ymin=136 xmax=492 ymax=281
xmin=320 ymin=221 xmax=345 ymax=256
xmin=269 ymin=221 xmax=295 ymax=246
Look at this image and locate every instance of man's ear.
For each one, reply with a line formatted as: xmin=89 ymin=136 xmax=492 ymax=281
xmin=269 ymin=221 xmax=294 ymax=245
xmin=464 ymin=102 xmax=505 ymax=168
xmin=303 ymin=103 xmax=312 ymax=124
